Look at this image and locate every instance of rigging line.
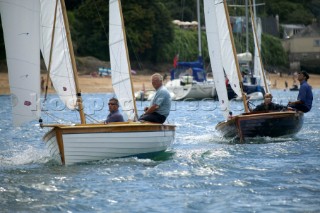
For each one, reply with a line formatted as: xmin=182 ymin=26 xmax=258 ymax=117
xmin=127 ymin=35 xmax=143 ymax=71
xmin=85 ymin=113 xmax=100 ymax=123
xmin=93 ymin=0 xmax=108 ymax=42
xmin=42 ymin=111 xmax=73 ymax=124
xmin=43 ymin=0 xmax=59 ymax=103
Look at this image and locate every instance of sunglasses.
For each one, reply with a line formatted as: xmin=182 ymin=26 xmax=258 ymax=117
xmin=108 ymin=103 xmax=117 ymax=105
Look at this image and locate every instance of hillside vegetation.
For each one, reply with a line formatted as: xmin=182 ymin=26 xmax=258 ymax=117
xmin=0 ymin=0 xmax=319 ymax=73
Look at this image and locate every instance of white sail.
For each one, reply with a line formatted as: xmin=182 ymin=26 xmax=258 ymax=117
xmin=252 ymin=18 xmax=269 ymax=92
xmin=214 ymin=0 xmax=242 ymax=97
xmin=0 ymin=0 xmax=41 ymax=126
xmin=253 ymin=18 xmax=262 ymax=77
xmin=204 ymin=0 xmax=230 ymax=120
xmin=109 ymin=0 xmax=136 ymax=120
xmin=40 ymin=0 xmax=77 ymax=109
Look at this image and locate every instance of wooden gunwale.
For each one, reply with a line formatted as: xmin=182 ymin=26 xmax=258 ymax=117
xmin=216 ymin=111 xmax=303 ymax=140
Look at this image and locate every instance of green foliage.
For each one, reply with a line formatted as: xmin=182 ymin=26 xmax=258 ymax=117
xmin=160 ymin=27 xmax=209 ymax=64
xmin=124 ymin=0 xmax=173 ymax=63
xmin=261 ymin=34 xmax=288 ymax=67
xmin=72 ymin=0 xmax=173 ymax=63
xmin=73 ymin=0 xmax=108 ymax=60
xmin=266 ymin=0 xmax=315 ymax=25
xmin=0 ymin=0 xmax=316 ymax=68
xmin=232 ymin=32 xmax=288 ymax=68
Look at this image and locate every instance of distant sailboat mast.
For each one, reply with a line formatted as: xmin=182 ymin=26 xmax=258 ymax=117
xmin=249 ymin=0 xmax=269 ymax=93
xmin=197 ymin=0 xmax=202 ymax=58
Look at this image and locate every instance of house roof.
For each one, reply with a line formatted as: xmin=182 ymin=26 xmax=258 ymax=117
xmin=293 ymin=23 xmax=320 ymax=38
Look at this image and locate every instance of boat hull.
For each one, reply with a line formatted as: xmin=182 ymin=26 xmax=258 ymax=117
xmin=216 ymin=111 xmax=304 ymax=141
xmin=166 ymin=79 xmax=216 ymax=100
xmin=43 ymin=122 xmax=175 ymax=165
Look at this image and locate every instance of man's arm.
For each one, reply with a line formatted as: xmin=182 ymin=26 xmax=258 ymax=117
xmin=144 ymin=104 xmax=159 ymax=114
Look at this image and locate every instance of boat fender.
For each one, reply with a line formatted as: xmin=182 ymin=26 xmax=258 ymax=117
xmin=181 ymin=76 xmax=193 ymax=84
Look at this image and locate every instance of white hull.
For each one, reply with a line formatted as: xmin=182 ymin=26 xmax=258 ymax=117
xmin=43 ymin=122 xmax=175 ymax=165
xmin=165 ymin=79 xmax=216 ymax=100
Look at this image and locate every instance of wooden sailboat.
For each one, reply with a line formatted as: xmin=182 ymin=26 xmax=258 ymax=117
xmin=203 ymin=0 xmax=303 ymax=142
xmin=0 ymin=0 xmax=175 ymax=165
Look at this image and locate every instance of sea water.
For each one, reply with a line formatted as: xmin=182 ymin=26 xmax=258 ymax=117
xmin=0 ymin=89 xmax=319 ymax=212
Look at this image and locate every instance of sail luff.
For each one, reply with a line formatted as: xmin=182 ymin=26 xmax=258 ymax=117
xmin=197 ymin=0 xmax=202 ymax=57
xmin=204 ymin=0 xmax=230 ymax=120
xmin=109 ymin=0 xmax=136 ymax=121
xmin=0 ymin=0 xmax=41 ymax=126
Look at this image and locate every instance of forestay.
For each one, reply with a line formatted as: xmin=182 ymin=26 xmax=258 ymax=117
xmin=0 ymin=0 xmax=41 ymax=126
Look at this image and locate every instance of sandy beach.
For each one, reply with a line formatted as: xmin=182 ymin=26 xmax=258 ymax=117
xmin=0 ymin=72 xmax=319 ymax=95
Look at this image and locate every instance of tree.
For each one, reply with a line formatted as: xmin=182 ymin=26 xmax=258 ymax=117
xmin=72 ymin=0 xmax=173 ymax=63
xmin=266 ymin=0 xmax=315 ymax=25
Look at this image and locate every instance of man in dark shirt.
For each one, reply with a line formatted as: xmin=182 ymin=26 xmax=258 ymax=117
xmin=104 ymin=98 xmax=124 ymax=123
xmin=251 ymin=93 xmax=286 ymax=112
xmin=288 ymin=71 xmax=313 ymax=113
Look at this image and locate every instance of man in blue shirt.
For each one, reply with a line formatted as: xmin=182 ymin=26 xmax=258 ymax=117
xmin=104 ymin=98 xmax=124 ymax=123
xmin=138 ymin=73 xmax=171 ymax=123
xmin=288 ymin=71 xmax=313 ymax=113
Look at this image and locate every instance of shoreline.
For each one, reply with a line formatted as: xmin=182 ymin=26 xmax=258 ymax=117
xmin=0 ymin=73 xmax=319 ymax=95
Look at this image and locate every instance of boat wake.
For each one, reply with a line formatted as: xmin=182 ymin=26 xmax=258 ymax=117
xmin=0 ymin=146 xmax=51 ymax=166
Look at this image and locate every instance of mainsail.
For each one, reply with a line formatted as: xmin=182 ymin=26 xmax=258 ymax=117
xmin=40 ymin=0 xmax=77 ymax=110
xmin=0 ymin=0 xmax=41 ymax=126
xmin=204 ymin=0 xmax=230 ymax=119
xmin=253 ymin=18 xmax=262 ymax=78
xmin=109 ymin=0 xmax=136 ymax=120
xmin=252 ymin=14 xmax=270 ymax=93
xmin=214 ymin=0 xmax=242 ymax=97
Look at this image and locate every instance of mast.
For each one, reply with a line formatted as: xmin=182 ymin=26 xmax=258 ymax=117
xmin=223 ymin=0 xmax=249 ymax=113
xmin=249 ymin=0 xmax=269 ymax=93
xmin=245 ymin=0 xmax=249 ymax=55
xmin=118 ymin=0 xmax=139 ymax=120
xmin=60 ymin=0 xmax=86 ymax=124
xmin=197 ymin=0 xmax=202 ymax=57
xmin=44 ymin=0 xmax=59 ymax=101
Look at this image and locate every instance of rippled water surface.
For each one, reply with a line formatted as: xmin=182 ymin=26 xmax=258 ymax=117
xmin=1 ymin=89 xmax=319 ymax=212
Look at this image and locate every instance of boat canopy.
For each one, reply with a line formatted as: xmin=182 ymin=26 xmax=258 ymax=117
xmin=170 ymin=56 xmax=207 ymax=82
